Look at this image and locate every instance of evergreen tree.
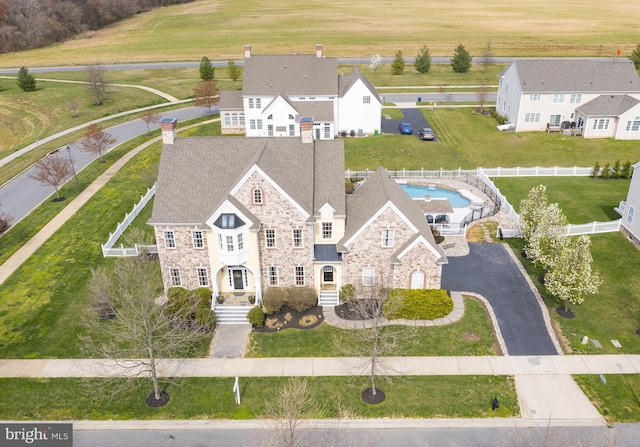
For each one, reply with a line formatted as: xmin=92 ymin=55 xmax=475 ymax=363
xmin=390 ymin=50 xmax=405 ymax=75
xmin=450 ymin=44 xmax=472 ymax=73
xmin=199 ymin=56 xmax=214 ymax=80
xmin=631 ymin=43 xmax=640 ymax=70
xmin=17 ymin=66 xmax=37 ymax=92
xmin=414 ymin=45 xmax=432 ymax=74
xmin=227 ymin=60 xmax=241 ymax=81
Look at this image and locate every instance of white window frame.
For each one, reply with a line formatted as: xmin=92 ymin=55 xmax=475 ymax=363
xmin=192 ymin=230 xmax=204 ymax=248
xmin=170 ymin=267 xmax=181 ymax=286
xmin=197 ymin=267 xmax=209 ymax=287
xmin=239 ymin=113 xmax=245 ymax=125
xmin=250 ymin=119 xmax=256 ymax=130
xmin=255 ymin=98 xmax=261 ymax=109
xmin=626 ymin=117 xmax=640 ymax=132
xmin=289 ymin=124 xmax=295 ymax=136
xmin=163 ymin=230 xmax=176 ymax=249
xmin=231 ymin=113 xmax=238 ymax=126
xmin=265 ymin=229 xmax=276 ymax=248
xmin=322 ymin=222 xmax=332 ymax=239
xmin=237 ymin=233 xmax=244 ymax=250
xmin=257 ymin=119 xmax=263 ymax=130
xmin=295 ymin=266 xmax=305 ymax=286
xmin=529 ymin=94 xmax=540 ymax=102
xmin=549 ymin=115 xmax=561 ymax=126
xmin=525 ymin=112 xmax=540 ymax=123
xmin=552 ymin=94 xmax=565 ymax=104
xmin=363 ymin=96 xmax=371 ymax=104
xmin=218 ymin=234 xmax=224 ymax=250
xmin=324 ymin=125 xmax=330 ymax=139
xmin=627 ymin=206 xmax=635 ymax=225
xmin=226 ymin=235 xmax=234 ymax=252
xmin=381 ymin=229 xmax=394 ymax=247
xmin=248 ymin=98 xmax=254 ymax=109
xmin=224 ymin=113 xmax=231 ymax=126
xmin=570 ymin=93 xmax=582 ymax=104
xmin=268 ymin=124 xmax=274 ymax=136
xmin=268 ymin=266 xmax=279 ymax=286
xmin=292 ymin=228 xmax=303 ymax=248
xmin=362 ymin=267 xmax=375 ymax=286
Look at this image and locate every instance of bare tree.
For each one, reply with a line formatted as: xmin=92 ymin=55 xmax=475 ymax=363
xmin=480 ymin=40 xmax=495 ymax=72
xmin=0 ymin=202 xmax=13 ymax=235
xmin=192 ymin=80 xmax=219 ymax=116
xmin=80 ymin=123 xmax=117 ymax=163
xmin=79 ymin=234 xmax=205 ymax=407
xmin=68 ymin=97 xmax=80 ymax=118
xmin=86 ymin=63 xmax=107 ymax=105
xmin=334 ymin=286 xmax=413 ymax=404
xmin=262 ymin=377 xmax=318 ymax=447
xmin=476 ymin=83 xmax=489 ymax=113
xmin=28 ymin=154 xmax=73 ymax=201
xmin=139 ymin=109 xmax=161 ymax=135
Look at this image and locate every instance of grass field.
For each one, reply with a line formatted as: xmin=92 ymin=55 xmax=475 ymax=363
xmin=0 ymin=376 xmax=518 ymax=420
xmin=0 ymin=0 xmax=638 ymax=67
xmin=574 ymin=375 xmax=640 ymax=423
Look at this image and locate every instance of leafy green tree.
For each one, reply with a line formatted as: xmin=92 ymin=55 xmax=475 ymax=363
xmin=545 ymin=235 xmax=601 ymax=313
xmin=414 ymin=45 xmax=432 ymax=74
xmin=199 ymin=56 xmax=214 ymax=80
xmin=227 ymin=60 xmax=241 ymax=81
xmin=16 ymin=66 xmax=36 ymax=91
xmin=450 ymin=44 xmax=472 ymax=73
xmin=630 ymin=43 xmax=640 ymax=70
xmin=390 ymin=50 xmax=405 ymax=75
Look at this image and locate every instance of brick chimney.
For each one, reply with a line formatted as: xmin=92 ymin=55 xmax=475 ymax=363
xmin=300 ymin=117 xmax=314 ymax=143
xmin=159 ymin=117 xmax=177 ymax=144
xmin=315 ymin=44 xmax=322 ymax=58
xmin=244 ymin=44 xmax=252 ymax=58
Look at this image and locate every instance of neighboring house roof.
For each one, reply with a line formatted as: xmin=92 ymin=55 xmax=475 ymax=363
xmin=149 ymin=138 xmax=345 ymax=225
xmin=508 ymin=60 xmax=640 ymax=93
xmin=242 ymin=54 xmax=338 ymax=96
xmin=339 ymin=66 xmax=382 ymax=103
xmin=576 ymin=94 xmax=640 ymax=117
xmin=219 ymin=90 xmax=243 ymax=109
xmin=340 ymin=167 xmax=446 ymax=262
xmin=291 ymin=100 xmax=335 ymax=122
xmin=418 ymin=199 xmax=455 ymax=214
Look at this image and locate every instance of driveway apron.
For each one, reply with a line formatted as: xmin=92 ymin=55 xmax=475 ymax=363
xmin=381 ymin=108 xmax=438 ymax=141
xmin=441 ymin=243 xmax=558 ymax=356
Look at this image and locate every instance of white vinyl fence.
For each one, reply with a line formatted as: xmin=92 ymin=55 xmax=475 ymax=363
xmin=102 ymin=185 xmax=157 ymax=257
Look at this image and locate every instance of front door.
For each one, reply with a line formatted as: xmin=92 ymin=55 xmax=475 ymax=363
xmin=232 ymin=269 xmax=244 ymax=290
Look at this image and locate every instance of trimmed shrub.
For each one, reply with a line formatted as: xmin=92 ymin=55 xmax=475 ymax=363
xmin=339 ymin=284 xmax=355 ymax=302
xmin=612 ymin=160 xmax=622 ymax=179
xmin=248 ymin=306 xmax=265 ymax=328
xmin=622 ymin=161 xmax=633 ymax=179
xmin=288 ymin=286 xmax=317 ymax=313
xmin=600 ymin=162 xmax=611 ymax=179
xmin=385 ymin=289 xmax=453 ymax=320
xmin=165 ymin=287 xmax=215 ymax=332
xmin=262 ymin=287 xmax=286 ymax=314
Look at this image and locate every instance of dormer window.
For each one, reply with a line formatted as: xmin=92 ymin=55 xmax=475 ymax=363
xmin=214 ymin=213 xmax=245 ymax=229
xmin=289 ymin=114 xmax=294 ymax=120
xmin=267 ymin=114 xmax=273 ymax=120
xmin=214 ymin=213 xmax=248 ymax=264
xmin=253 ymin=188 xmax=263 ymax=204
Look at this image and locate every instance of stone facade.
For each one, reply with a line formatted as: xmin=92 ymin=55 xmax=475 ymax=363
xmin=342 ymin=207 xmax=421 ymax=289
xmin=155 ymin=225 xmax=211 ymax=291
xmin=393 ymin=241 xmax=442 ymax=289
xmin=234 ymin=172 xmax=314 ymax=287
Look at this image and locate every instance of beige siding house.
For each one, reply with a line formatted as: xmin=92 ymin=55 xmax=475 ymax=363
xmin=149 ymin=121 xmax=446 ymax=322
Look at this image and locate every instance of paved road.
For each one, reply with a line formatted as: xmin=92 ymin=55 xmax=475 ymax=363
xmin=441 ymin=243 xmax=560 ymax=356
xmin=0 ymin=107 xmax=212 ymax=225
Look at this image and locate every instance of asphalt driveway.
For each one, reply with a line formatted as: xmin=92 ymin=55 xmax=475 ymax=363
xmin=441 ymin=243 xmax=559 ymax=356
xmin=381 ymin=108 xmax=439 ymax=141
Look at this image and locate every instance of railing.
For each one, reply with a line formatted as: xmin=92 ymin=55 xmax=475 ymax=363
xmin=101 ymin=185 xmax=157 ymax=257
xmin=561 ymin=220 xmax=621 ymax=236
xmin=345 ymin=166 xmax=594 ymax=180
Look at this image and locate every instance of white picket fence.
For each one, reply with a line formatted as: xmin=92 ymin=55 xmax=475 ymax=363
xmin=345 ymin=165 xmax=594 ymax=180
xmin=101 ymin=185 xmax=157 ymax=257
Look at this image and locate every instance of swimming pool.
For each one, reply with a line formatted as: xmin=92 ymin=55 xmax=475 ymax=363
xmin=400 ymin=184 xmax=470 ymax=207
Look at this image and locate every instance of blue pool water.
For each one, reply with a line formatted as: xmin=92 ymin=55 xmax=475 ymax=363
xmin=400 ymin=184 xmax=470 ymax=207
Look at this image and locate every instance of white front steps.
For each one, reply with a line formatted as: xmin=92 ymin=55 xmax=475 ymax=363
xmin=318 ymin=291 xmax=339 ymax=306
xmin=215 ymin=305 xmax=251 ymax=324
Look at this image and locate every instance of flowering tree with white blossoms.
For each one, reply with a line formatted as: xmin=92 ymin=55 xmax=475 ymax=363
xmin=369 ymin=54 xmax=383 ymax=72
xmin=545 ymin=235 xmax=601 ymax=313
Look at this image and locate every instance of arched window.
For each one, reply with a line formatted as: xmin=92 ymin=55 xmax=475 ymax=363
xmin=224 ymin=113 xmax=231 ymax=126
xmin=253 ymin=188 xmax=263 ymax=204
xmin=231 ymin=113 xmax=239 ymax=126
xmin=410 ymin=270 xmax=425 ymax=289
xmin=239 ymin=113 xmax=245 ymax=125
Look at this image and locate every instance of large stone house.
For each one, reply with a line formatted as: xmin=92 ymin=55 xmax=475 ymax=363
xmin=219 ymin=44 xmax=382 ymax=139
xmin=148 ymin=119 xmax=446 ymax=321
xmin=496 ymin=60 xmax=640 ymax=139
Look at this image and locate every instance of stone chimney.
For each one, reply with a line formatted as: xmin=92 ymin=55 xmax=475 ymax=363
xmin=244 ymin=44 xmax=252 ymax=58
xmin=300 ymin=117 xmax=314 ymax=143
xmin=159 ymin=117 xmax=177 ymax=144
xmin=315 ymin=44 xmax=322 ymax=58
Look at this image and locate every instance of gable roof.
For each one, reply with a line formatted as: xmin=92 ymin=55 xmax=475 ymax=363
xmin=508 ymin=60 xmax=640 ymax=93
xmin=339 ymin=66 xmax=382 ymax=102
xmin=291 ymin=100 xmax=335 ymax=121
xmin=149 ymin=137 xmax=344 ymax=225
xmin=242 ymin=54 xmax=338 ymax=96
xmin=340 ymin=168 xmax=446 ymax=262
xmin=576 ymin=94 xmax=640 ymax=117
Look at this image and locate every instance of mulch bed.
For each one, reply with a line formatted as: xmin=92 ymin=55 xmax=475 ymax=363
xmin=253 ymin=306 xmax=324 ymax=333
xmin=555 ymin=307 xmax=575 ymax=319
xmin=334 ymin=300 xmax=375 ymax=321
xmin=146 ymin=390 xmax=170 ymax=407
xmin=361 ymin=387 xmax=386 ymax=404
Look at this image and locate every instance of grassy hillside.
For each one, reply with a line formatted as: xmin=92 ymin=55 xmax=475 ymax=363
xmin=0 ymin=0 xmax=639 ymax=67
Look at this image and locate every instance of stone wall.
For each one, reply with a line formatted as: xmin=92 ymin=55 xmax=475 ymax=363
xmin=392 ymin=241 xmax=442 ymax=289
xmin=154 ymin=226 xmax=212 ymax=291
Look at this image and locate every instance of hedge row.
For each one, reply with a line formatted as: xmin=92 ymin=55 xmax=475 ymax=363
xmin=262 ymin=286 xmax=317 ymax=314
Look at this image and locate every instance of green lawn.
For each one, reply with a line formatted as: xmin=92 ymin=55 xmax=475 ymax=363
xmin=344 ymin=108 xmax=640 ymax=171
xmin=247 ymin=298 xmax=497 ymax=357
xmin=506 ymin=233 xmax=640 ymax=354
xmin=574 ymin=375 xmax=640 ymax=423
xmin=493 ymin=177 xmax=630 ymax=224
xmin=0 ymin=376 xmax=518 ymax=420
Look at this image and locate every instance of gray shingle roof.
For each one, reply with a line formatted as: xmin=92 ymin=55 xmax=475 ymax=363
xmin=511 ymin=60 xmax=640 ymax=93
xmin=149 ymin=137 xmax=344 ymax=225
xmin=219 ymin=90 xmax=243 ymax=109
xmin=419 ymin=199 xmax=454 ymax=214
xmin=340 ymin=168 xmax=446 ymax=262
xmin=243 ymin=54 xmax=338 ymax=96
xmin=291 ymin=101 xmax=335 ymax=121
xmin=576 ymin=94 xmax=640 ymax=117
